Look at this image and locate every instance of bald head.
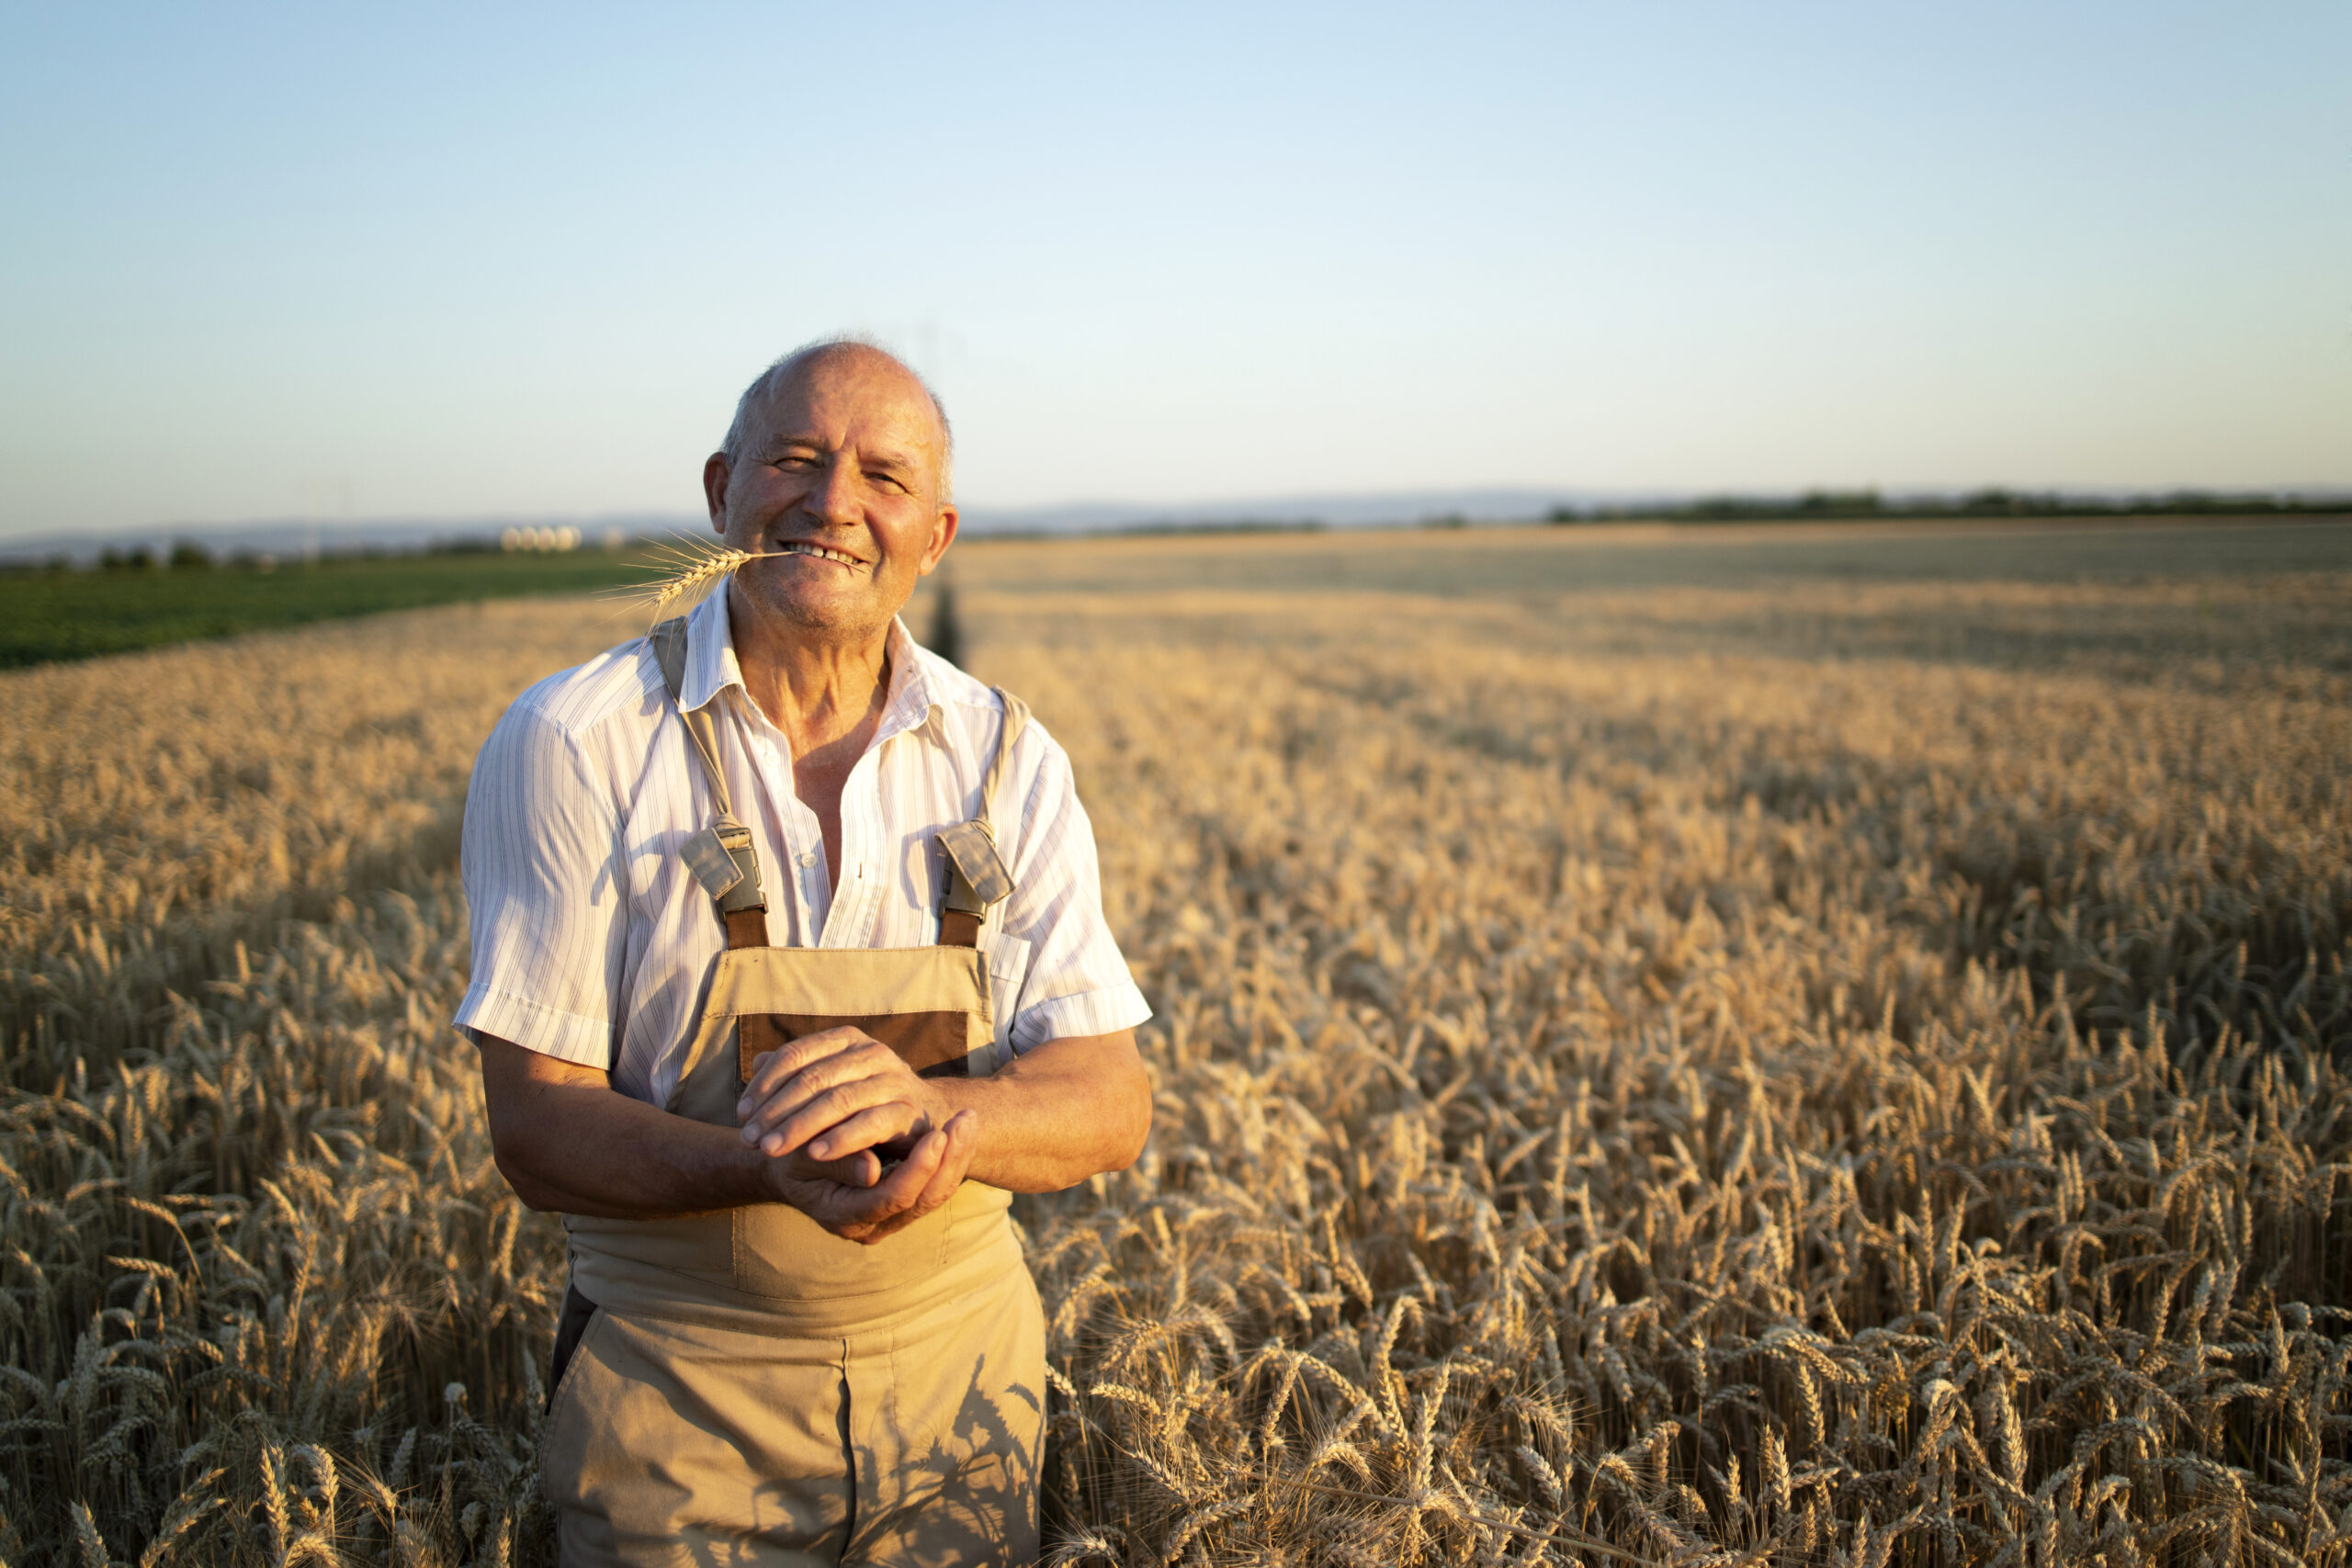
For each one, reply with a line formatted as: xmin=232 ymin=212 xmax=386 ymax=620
xmin=721 ymin=339 xmax=954 ymax=501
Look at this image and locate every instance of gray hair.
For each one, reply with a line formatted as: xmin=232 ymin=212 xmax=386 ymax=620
xmin=720 ymin=336 xmax=955 ymax=502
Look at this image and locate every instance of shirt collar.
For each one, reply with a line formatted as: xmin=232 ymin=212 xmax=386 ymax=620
xmin=681 ymin=590 xmax=942 ymax=750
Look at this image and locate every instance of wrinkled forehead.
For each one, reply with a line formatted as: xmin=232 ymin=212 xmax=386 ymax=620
xmin=746 ymin=349 xmax=947 ymax=467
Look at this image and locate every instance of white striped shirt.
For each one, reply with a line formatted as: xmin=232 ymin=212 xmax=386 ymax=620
xmin=455 ymin=590 xmax=1151 ymax=1107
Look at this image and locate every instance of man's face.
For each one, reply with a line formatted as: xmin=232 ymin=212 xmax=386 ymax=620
xmin=705 ymin=348 xmax=957 ymax=641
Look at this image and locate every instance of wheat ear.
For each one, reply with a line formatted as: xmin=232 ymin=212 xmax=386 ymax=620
xmin=625 ymin=541 xmax=789 ymax=618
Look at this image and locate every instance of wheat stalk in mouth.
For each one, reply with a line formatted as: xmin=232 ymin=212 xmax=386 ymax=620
xmin=623 ymin=539 xmax=790 ymax=618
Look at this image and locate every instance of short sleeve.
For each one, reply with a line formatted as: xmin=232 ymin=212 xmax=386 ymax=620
xmin=453 ymin=699 xmax=629 ymax=1068
xmin=994 ymin=731 xmax=1152 ymax=1052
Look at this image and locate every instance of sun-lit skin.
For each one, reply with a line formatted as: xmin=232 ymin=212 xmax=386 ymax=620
xmin=702 ymin=344 xmax=958 ymax=753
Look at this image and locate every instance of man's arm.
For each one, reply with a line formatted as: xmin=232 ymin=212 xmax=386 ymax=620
xmin=475 ymin=1033 xmax=979 ymax=1242
xmin=737 ymin=1027 xmax=1151 ymax=1194
xmin=936 ymin=1029 xmax=1151 ymax=1191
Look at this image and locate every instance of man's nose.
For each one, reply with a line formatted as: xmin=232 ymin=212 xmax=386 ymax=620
xmin=808 ymin=459 xmax=862 ymax=527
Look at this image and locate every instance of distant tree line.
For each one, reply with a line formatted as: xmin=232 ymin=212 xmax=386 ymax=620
xmin=6 ymin=533 xmax=634 ymax=577
xmin=86 ymin=541 xmax=221 ymax=572
xmin=1544 ymin=488 xmax=2348 ymax=525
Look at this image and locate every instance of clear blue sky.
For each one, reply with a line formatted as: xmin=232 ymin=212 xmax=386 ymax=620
xmin=3 ymin=2 xmax=2344 ymax=536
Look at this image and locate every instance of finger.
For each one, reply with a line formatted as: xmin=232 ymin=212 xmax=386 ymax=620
xmin=736 ymin=1026 xmax=871 ymax=1116
xmin=754 ymin=1076 xmax=922 ymax=1158
xmin=740 ymin=1042 xmax=909 ymax=1138
xmin=910 ymin=1110 xmax=978 ymax=1213
xmin=820 ymin=1165 xmax=941 ymax=1243
xmin=853 ymin=1126 xmax=948 ymax=1223
xmin=807 ymin=1102 xmax=923 ymax=1163
xmin=737 ymin=1043 xmax=895 ymax=1144
xmin=851 ymin=1152 xmax=950 ymax=1241
xmin=850 ymin=1120 xmax=972 ymax=1244
xmin=785 ymin=1147 xmax=881 ymax=1189
xmin=742 ymin=1045 xmax=907 ymax=1141
xmin=734 ymin=1026 xmax=877 ymax=1117
xmin=795 ymin=1126 xmax=944 ymax=1233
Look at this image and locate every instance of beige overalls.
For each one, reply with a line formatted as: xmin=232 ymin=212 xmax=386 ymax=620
xmin=537 ymin=618 xmax=1046 ymax=1566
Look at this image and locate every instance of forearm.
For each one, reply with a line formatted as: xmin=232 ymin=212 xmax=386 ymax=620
xmin=512 ymin=1096 xmax=774 ymax=1219
xmin=932 ymin=1029 xmax=1150 ymax=1193
xmin=476 ymin=1033 xmax=775 ymax=1219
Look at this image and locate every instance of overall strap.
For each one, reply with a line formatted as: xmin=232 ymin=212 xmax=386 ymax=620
xmin=981 ymin=690 xmax=1031 ymax=830
xmin=937 ymin=689 xmax=1027 ymax=949
xmin=649 ymin=617 xmax=769 ymax=950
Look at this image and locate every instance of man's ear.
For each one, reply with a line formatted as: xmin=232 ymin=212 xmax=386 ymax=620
xmin=702 ymin=453 xmax=732 ymax=536
xmin=919 ymin=504 xmax=960 ymax=576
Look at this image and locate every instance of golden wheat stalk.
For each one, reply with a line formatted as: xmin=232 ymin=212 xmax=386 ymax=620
xmin=616 ymin=536 xmax=791 ymax=619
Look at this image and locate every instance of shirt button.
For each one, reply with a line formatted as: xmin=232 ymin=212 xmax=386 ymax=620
xmin=797 ymin=852 xmax=818 ymax=868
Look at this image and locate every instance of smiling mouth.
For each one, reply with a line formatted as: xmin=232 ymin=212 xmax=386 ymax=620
xmin=776 ymin=540 xmax=866 ymax=570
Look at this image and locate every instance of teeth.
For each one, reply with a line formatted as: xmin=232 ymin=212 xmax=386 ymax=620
xmin=781 ymin=542 xmax=861 ymax=568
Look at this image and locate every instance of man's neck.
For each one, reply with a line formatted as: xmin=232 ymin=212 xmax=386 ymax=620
xmin=725 ymin=585 xmax=893 ymax=761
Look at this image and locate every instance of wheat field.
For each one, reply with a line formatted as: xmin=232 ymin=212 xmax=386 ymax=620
xmin=4 ymin=521 xmax=2348 ymax=1564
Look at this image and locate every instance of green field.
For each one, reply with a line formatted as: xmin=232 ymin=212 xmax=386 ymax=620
xmin=0 ymin=548 xmax=658 ymax=668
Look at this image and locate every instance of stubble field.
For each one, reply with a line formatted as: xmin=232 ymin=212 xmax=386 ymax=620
xmin=3 ymin=520 xmax=2348 ymax=1564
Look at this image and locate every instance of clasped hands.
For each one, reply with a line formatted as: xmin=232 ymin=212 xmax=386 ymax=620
xmin=737 ymin=1026 xmax=978 ymax=1246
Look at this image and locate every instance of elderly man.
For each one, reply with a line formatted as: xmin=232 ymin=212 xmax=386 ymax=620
xmin=457 ymin=340 xmax=1152 ymax=1565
